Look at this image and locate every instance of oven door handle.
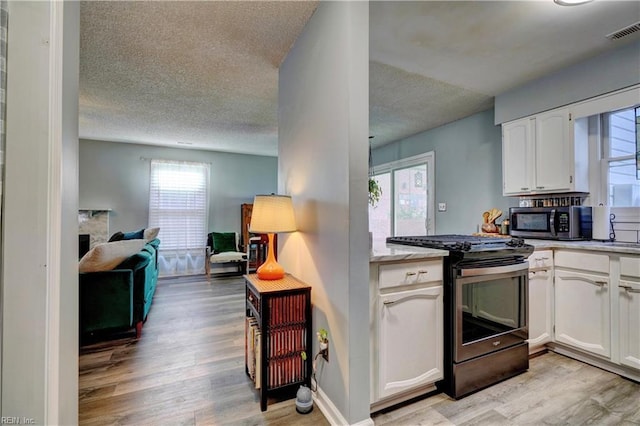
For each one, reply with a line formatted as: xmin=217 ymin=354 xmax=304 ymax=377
xmin=459 ymin=262 xmax=529 ymax=277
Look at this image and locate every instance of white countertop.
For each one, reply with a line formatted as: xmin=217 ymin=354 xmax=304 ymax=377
xmin=370 ymin=243 xmax=449 ymax=262
xmin=525 ymin=239 xmax=640 ymax=255
xmin=369 ymin=239 xmax=640 ymax=262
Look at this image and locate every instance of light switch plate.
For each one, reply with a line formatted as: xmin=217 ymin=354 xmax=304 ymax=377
xmin=438 ymin=202 xmax=447 ymax=212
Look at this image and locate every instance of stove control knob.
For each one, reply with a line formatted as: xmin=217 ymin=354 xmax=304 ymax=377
xmin=507 ymin=238 xmax=524 ymax=247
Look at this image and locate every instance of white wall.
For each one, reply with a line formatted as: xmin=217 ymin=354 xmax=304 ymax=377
xmin=2 ymin=1 xmax=79 ymax=424
xmin=278 ymin=2 xmax=370 ymax=424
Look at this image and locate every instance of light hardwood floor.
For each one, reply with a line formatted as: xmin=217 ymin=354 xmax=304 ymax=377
xmin=373 ymin=352 xmax=640 ymax=425
xmin=80 ymin=275 xmax=640 ymax=425
xmin=79 ymin=274 xmax=329 ymax=425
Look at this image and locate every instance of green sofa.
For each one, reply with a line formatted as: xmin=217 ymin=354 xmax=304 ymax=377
xmin=80 ymin=238 xmax=160 ymax=339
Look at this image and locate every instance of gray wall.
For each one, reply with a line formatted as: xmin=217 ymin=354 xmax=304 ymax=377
xmin=79 ymin=139 xmax=277 ymax=238
xmin=372 ymin=109 xmax=517 ymax=234
xmin=495 ymin=40 xmax=640 ymax=124
xmin=279 ymin=2 xmax=371 ymax=424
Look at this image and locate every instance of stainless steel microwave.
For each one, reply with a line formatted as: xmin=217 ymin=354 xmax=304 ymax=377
xmin=509 ymin=206 xmax=592 ymax=240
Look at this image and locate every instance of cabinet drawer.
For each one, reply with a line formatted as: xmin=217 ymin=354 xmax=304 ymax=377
xmin=528 ymin=250 xmax=553 ymax=270
xmin=379 ymin=259 xmax=443 ymax=289
xmin=555 ymin=250 xmax=609 ymax=274
xmin=620 ymin=256 xmax=640 ymax=279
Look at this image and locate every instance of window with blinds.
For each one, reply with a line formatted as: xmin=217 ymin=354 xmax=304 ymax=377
xmin=603 ymin=106 xmax=639 ymax=207
xmin=148 ymin=160 xmax=210 ymax=252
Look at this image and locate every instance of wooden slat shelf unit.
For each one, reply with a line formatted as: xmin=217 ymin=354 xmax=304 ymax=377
xmin=244 ymin=273 xmax=312 ymax=411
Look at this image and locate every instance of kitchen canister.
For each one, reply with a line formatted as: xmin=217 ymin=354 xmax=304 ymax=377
xmin=592 ymin=205 xmax=611 ymax=241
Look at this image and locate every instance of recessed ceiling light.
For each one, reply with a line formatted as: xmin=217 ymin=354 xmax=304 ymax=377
xmin=553 ymin=0 xmax=594 ymax=6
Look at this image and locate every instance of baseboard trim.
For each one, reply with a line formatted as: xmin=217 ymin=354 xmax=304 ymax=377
xmin=548 ymin=343 xmax=640 ymax=383
xmin=314 ymin=385 xmax=374 ymax=426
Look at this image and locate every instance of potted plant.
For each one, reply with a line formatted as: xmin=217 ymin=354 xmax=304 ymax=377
xmin=317 ymin=328 xmax=329 ymax=350
xmin=368 ymin=136 xmax=382 ymax=207
xmin=369 ymin=177 xmax=382 ymax=207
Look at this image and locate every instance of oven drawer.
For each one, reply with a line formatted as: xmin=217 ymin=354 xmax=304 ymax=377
xmin=378 ymin=259 xmax=443 ymax=289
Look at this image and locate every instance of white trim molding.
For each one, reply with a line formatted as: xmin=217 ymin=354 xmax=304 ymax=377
xmin=314 ymin=385 xmax=374 ymax=426
xmin=44 ymin=1 xmax=64 ymax=424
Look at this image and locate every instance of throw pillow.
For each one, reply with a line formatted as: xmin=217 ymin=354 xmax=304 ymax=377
xmin=108 ymin=231 xmax=125 ymax=242
xmin=143 ymin=227 xmax=160 ymax=241
xmin=122 ymin=229 xmax=144 ymax=240
xmin=212 ymin=232 xmax=237 ymax=253
xmin=79 ymin=239 xmax=146 ymax=273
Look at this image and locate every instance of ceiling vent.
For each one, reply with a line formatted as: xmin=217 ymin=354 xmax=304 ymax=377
xmin=606 ymin=22 xmax=640 ymax=41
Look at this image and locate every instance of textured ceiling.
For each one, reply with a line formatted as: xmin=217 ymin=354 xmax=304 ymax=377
xmin=80 ymin=1 xmax=640 ymax=155
xmin=80 ymin=1 xmax=319 ymax=156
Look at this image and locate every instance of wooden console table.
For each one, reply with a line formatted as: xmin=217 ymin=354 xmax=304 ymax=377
xmin=244 ymin=273 xmax=312 ymax=411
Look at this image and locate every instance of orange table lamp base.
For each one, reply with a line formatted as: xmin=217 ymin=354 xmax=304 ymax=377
xmin=256 ymin=233 xmax=285 ymax=280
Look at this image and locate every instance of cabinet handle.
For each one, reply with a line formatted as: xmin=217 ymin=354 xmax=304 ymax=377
xmin=405 ymin=272 xmax=417 ymax=278
xmin=536 ymin=186 xmax=545 ymax=189
xmin=620 ymin=284 xmax=640 ymax=293
xmin=417 ymin=270 xmax=429 ymax=276
xmin=383 ymin=300 xmax=397 ymax=306
xmin=535 ymin=257 xmax=550 ymax=261
xmin=529 ymin=268 xmax=549 ymax=276
xmin=520 ymin=187 xmax=529 ymax=191
xmin=560 ymin=276 xmax=607 ymax=287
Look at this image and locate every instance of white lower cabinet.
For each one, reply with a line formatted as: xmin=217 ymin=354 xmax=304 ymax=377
xmin=370 ymin=258 xmax=444 ymax=410
xmin=619 ymin=256 xmax=640 ymax=371
xmin=554 ymin=269 xmax=610 ymax=358
xmin=377 ymin=285 xmax=443 ymax=399
xmin=527 ymin=250 xmax=553 ymax=353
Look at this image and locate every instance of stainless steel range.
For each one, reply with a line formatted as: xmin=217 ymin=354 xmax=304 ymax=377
xmin=386 ymin=234 xmax=534 ymax=399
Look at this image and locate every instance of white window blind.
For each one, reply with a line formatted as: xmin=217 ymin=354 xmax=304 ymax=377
xmin=149 ymin=160 xmax=209 ymax=275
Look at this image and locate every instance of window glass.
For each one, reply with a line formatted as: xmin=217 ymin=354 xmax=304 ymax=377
xmin=368 ymin=152 xmax=434 ymax=246
xmin=394 ymin=164 xmax=428 ymax=237
xmin=605 ymin=106 xmax=640 ymax=207
xmin=368 ymin=172 xmax=391 ymax=248
xmin=608 ymin=108 xmax=636 ymax=158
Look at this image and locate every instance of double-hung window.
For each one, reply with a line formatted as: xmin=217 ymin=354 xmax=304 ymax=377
xmin=601 ymin=106 xmax=640 ymax=207
xmin=368 ymin=152 xmax=435 ymax=247
xmin=149 ymin=159 xmax=210 ymax=276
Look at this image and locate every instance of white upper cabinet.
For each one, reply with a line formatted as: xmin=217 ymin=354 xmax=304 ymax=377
xmin=502 ymin=107 xmax=589 ymax=196
xmin=502 ymin=118 xmax=533 ymax=195
xmin=535 ymin=109 xmax=572 ymax=192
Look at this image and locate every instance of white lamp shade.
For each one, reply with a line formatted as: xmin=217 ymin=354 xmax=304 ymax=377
xmin=249 ymin=194 xmax=297 ymax=233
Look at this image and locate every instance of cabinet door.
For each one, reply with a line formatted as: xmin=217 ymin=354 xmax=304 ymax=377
xmin=378 ymin=286 xmax=443 ymax=399
xmin=534 ymin=109 xmax=572 ymax=192
xmin=619 ymin=279 xmax=640 ymax=370
xmin=502 ymin=118 xmax=533 ymax=195
xmin=528 ymin=268 xmax=552 ymax=351
xmin=555 ymin=270 xmax=610 ymax=358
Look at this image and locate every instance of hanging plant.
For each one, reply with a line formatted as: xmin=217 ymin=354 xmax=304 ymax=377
xmin=368 ymin=136 xmax=382 ymax=207
xmin=369 ymin=177 xmax=382 ymax=207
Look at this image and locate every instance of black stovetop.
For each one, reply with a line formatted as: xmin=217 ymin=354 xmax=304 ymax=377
xmin=386 ymin=234 xmax=534 ymax=260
